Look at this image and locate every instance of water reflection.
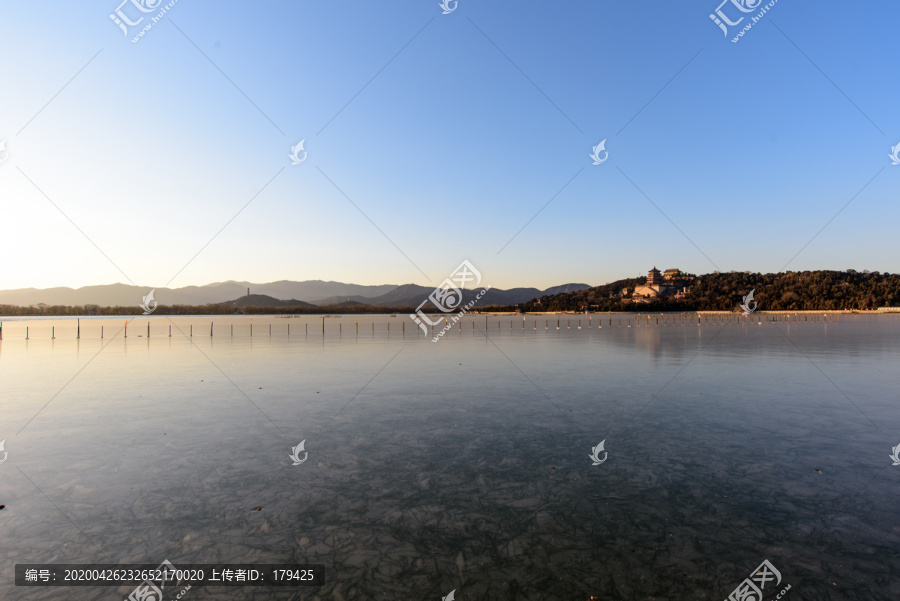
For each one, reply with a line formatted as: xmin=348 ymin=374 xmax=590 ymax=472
xmin=0 ymin=314 xmax=897 ymax=599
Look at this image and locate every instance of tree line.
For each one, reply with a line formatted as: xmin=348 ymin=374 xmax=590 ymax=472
xmin=504 ymin=270 xmax=900 ymax=313
xmin=3 ymin=270 xmax=898 ymax=316
xmin=0 ymin=303 xmax=415 ymax=317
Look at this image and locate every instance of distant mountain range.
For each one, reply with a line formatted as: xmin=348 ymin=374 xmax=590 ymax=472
xmin=0 ymin=280 xmax=590 ymax=309
xmin=312 ymin=283 xmax=589 ymax=308
xmin=0 ymin=281 xmax=396 ymax=308
xmin=217 ymin=294 xmax=315 ymax=309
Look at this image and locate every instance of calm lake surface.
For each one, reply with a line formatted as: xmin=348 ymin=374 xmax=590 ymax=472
xmin=1 ymin=314 xmax=898 ymax=600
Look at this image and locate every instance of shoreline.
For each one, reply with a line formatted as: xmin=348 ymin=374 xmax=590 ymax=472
xmin=2 ymin=309 xmax=899 ymax=321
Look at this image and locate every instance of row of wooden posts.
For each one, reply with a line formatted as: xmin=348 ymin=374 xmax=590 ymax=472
xmin=0 ymin=313 xmax=841 ymax=340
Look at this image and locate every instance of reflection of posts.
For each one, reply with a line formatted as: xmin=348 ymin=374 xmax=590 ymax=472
xmin=411 ymin=260 xmax=485 ymax=336
xmin=410 ymin=301 xmax=445 ymax=335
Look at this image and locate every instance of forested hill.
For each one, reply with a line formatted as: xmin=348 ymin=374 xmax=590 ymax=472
xmin=522 ymin=270 xmax=900 ymax=312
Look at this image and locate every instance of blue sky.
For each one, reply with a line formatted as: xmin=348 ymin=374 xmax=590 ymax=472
xmin=0 ymin=1 xmax=898 ymax=291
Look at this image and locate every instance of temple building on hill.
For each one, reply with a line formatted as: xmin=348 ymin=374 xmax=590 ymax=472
xmin=630 ymin=267 xmax=673 ymax=301
xmin=663 ymin=268 xmax=681 ymax=280
xmin=621 ymin=266 xmax=694 ymax=303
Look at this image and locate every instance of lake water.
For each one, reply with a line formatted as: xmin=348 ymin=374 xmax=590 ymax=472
xmin=1 ymin=314 xmax=898 ymax=600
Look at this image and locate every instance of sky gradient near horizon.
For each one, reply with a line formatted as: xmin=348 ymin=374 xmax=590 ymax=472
xmin=1 ymin=1 xmax=898 ymax=292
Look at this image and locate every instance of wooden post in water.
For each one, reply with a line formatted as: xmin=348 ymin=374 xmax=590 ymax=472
xmin=341 ymin=323 xmax=343 ymax=334
xmin=52 ymin=326 xmax=55 ymax=339
xmin=77 ymin=318 xmax=80 ymax=339
xmin=211 ymin=322 xmax=214 ymax=337
xmin=306 ymin=323 xmax=308 ymax=335
xmin=26 ymin=326 xmax=29 ymax=340
xmin=323 ymin=317 xmax=325 ymax=335
xmin=190 ymin=324 xmax=192 ymax=337
xmin=169 ymin=325 xmax=171 ymax=337
xmin=288 ymin=323 xmax=290 ymax=336
xmin=231 ymin=324 xmax=233 ymax=337
xmin=124 ymin=322 xmax=127 ymax=338
xmin=269 ymin=324 xmax=272 ymax=336
xmin=356 ymin=321 xmax=358 ymax=334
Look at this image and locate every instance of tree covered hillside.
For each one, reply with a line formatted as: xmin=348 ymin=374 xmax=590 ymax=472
xmin=521 ymin=270 xmax=900 ymax=312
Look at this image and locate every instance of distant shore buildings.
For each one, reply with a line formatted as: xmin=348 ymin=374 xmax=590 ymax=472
xmin=621 ymin=267 xmax=694 ymax=304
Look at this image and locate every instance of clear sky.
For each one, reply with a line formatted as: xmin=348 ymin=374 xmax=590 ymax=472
xmin=1 ymin=1 xmax=898 ymax=291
